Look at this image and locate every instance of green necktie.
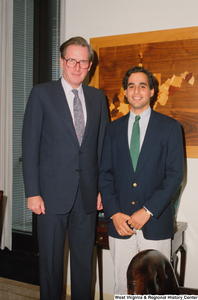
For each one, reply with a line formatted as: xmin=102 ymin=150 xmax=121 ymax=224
xmin=130 ymin=115 xmax=141 ymax=172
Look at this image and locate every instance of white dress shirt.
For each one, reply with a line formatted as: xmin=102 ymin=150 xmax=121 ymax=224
xmin=128 ymin=106 xmax=151 ymax=149
xmin=61 ymin=76 xmax=87 ymax=126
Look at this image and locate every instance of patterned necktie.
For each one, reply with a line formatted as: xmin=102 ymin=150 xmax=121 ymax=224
xmin=72 ymin=89 xmax=85 ymax=146
xmin=130 ymin=115 xmax=141 ymax=172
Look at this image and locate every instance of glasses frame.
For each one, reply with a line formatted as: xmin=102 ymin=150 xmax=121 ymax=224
xmin=64 ymin=58 xmax=90 ymax=69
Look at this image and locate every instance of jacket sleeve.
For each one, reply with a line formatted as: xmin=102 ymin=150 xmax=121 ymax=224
xmin=99 ymin=125 xmax=122 ymax=219
xmin=22 ymin=85 xmax=43 ymax=198
xmin=144 ymin=120 xmax=184 ymax=218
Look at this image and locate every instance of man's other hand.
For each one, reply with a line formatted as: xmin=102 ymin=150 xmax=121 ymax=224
xmin=27 ymin=196 xmax=45 ymax=215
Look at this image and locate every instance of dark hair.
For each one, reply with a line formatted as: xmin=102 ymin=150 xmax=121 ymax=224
xmin=60 ymin=36 xmax=94 ymax=62
xmin=122 ymin=66 xmax=156 ymax=90
xmin=122 ymin=66 xmax=158 ymax=107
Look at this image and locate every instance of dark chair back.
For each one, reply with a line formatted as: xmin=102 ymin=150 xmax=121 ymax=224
xmin=127 ymin=249 xmax=180 ymax=295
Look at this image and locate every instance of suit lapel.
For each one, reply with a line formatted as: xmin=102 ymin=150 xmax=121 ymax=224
xmin=81 ymin=85 xmax=95 ymax=145
xmin=116 ymin=114 xmax=135 ymax=175
xmin=135 ymin=110 xmax=163 ymax=176
xmin=53 ymin=79 xmax=78 ymax=143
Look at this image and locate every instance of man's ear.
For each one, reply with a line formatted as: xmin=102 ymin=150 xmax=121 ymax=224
xmin=60 ymin=57 xmax=64 ymax=69
xmin=88 ymin=61 xmax=93 ymax=72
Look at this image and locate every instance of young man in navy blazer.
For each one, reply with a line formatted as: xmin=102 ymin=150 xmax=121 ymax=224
xmin=99 ymin=66 xmax=184 ymax=295
xmin=22 ymin=37 xmax=109 ymax=300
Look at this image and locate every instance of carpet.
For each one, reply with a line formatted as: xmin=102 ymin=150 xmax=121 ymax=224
xmin=0 ymin=277 xmax=71 ymax=300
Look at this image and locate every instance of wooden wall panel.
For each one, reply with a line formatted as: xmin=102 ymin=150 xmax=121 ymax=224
xmin=90 ymin=27 xmax=198 ymax=158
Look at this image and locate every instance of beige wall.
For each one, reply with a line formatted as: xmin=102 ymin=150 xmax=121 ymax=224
xmin=62 ymin=0 xmax=198 ymax=297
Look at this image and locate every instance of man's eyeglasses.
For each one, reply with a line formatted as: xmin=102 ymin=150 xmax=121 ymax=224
xmin=64 ymin=58 xmax=90 ymax=69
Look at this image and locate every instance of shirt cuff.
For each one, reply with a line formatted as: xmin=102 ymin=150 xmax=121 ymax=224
xmin=143 ymin=206 xmax=153 ymax=216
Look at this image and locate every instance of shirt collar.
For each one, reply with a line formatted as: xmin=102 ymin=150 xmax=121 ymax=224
xmin=129 ymin=106 xmax=151 ymax=121
xmin=61 ymin=76 xmax=83 ymax=97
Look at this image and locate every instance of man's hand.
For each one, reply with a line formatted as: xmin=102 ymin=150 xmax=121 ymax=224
xmin=97 ymin=193 xmax=103 ymax=210
xmin=112 ymin=212 xmax=135 ymax=236
xmin=127 ymin=208 xmax=151 ymax=230
xmin=27 ymin=196 xmax=45 ymax=215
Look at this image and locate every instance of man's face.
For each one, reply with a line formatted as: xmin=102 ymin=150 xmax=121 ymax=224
xmin=125 ymin=72 xmax=154 ymax=115
xmin=60 ymin=45 xmax=92 ymax=88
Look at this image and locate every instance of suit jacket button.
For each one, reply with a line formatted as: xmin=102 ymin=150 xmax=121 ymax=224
xmin=133 ymin=183 xmax=137 ymax=187
xmin=132 ymin=201 xmax=135 ymax=205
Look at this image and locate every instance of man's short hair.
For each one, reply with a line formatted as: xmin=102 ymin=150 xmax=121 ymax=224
xmin=122 ymin=66 xmax=156 ymax=90
xmin=60 ymin=36 xmax=94 ymax=62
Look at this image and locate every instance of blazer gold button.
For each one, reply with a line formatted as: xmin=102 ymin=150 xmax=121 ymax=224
xmin=133 ymin=183 xmax=137 ymax=187
xmin=132 ymin=201 xmax=135 ymax=205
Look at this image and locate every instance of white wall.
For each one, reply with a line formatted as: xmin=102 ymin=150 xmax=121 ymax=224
xmin=63 ymin=0 xmax=198 ymax=42
xmin=62 ymin=0 xmax=198 ymax=296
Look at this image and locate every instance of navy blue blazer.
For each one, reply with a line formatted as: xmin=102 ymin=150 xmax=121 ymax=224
xmin=22 ymin=79 xmax=109 ymax=214
xmin=99 ymin=110 xmax=184 ymax=240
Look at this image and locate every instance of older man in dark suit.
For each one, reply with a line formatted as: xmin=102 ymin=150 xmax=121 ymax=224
xmin=22 ymin=36 xmax=109 ymax=300
xmin=99 ymin=66 xmax=184 ymax=295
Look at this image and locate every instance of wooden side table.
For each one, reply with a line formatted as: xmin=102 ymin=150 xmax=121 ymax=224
xmin=96 ymin=219 xmax=187 ymax=300
xmin=171 ymin=221 xmax=187 ymax=286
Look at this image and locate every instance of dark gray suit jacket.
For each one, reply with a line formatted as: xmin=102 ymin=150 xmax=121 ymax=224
xmin=99 ymin=110 xmax=184 ymax=240
xmin=22 ymin=79 xmax=109 ymax=214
